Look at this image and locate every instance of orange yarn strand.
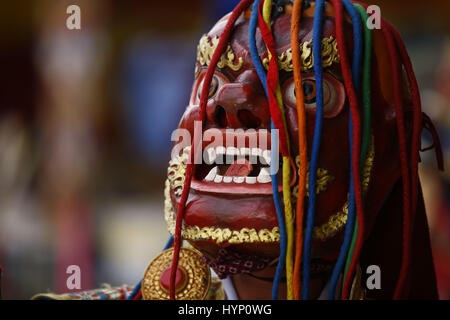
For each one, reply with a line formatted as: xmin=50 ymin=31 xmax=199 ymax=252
xmin=291 ymin=0 xmax=307 ymax=300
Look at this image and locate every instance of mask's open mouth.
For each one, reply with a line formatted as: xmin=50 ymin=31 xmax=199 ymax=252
xmin=191 ymin=130 xmax=296 ymax=194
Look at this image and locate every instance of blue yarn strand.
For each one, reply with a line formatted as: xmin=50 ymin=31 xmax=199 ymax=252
xmin=249 ymin=0 xmax=267 ymax=96
xmin=163 ymin=236 xmax=175 ymax=250
xmin=127 ymin=280 xmax=142 ymax=300
xmin=249 ymin=0 xmax=287 ymax=300
xmin=127 ymin=236 xmax=174 ymax=300
xmin=327 ymin=0 xmax=363 ymax=300
xmin=302 ymin=0 xmax=325 ymax=300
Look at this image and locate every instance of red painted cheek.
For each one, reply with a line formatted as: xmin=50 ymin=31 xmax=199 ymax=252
xmin=178 ymin=105 xmax=200 ymax=134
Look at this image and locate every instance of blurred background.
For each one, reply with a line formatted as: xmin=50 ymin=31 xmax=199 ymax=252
xmin=0 ymin=0 xmax=448 ymax=299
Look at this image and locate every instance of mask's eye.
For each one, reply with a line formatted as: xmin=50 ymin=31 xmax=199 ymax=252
xmin=283 ymin=77 xmax=317 ymax=108
xmin=282 ymin=72 xmax=346 ymax=118
xmin=302 ymin=79 xmax=317 ymax=105
xmin=197 ymin=75 xmax=221 ymax=100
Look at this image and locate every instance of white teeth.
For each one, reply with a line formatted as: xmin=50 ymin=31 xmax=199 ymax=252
xmin=249 ymin=148 xmax=261 ymax=164
xmin=206 ymin=146 xmax=271 ymax=167
xmin=205 ymin=170 xmax=271 ymax=184
xmin=245 ymin=176 xmax=257 ymax=184
xmin=206 ymin=171 xmax=271 ymax=184
xmin=204 ymin=167 xmax=217 ymax=181
xmin=216 ymin=146 xmax=226 ymax=157
xmin=233 ymin=176 xmax=245 ymax=184
xmin=257 ymin=168 xmax=272 ymax=183
xmin=216 ymin=146 xmax=226 ymax=154
xmin=225 ymin=147 xmax=238 ymax=164
xmin=251 ymin=148 xmax=262 ymax=157
xmin=204 ymin=148 xmax=217 ymax=164
xmin=223 ymin=176 xmax=233 ymax=183
xmin=226 ymin=147 xmax=239 ymax=156
xmin=236 ymin=148 xmax=250 ymax=164
xmin=215 ymin=146 xmax=225 ymax=164
xmin=262 ymin=150 xmax=271 ymax=165
xmin=202 ymin=145 xmax=273 ymax=185
xmin=240 ymin=148 xmax=250 ymax=156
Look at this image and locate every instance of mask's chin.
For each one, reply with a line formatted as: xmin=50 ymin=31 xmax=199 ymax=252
xmin=168 ymin=180 xmax=345 ymax=261
xmin=178 ymin=183 xmax=350 ymax=267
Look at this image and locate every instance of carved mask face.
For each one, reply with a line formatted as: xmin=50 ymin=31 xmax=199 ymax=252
xmin=165 ymin=4 xmax=411 ymax=277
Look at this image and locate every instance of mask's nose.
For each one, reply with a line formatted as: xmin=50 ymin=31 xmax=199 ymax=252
xmin=206 ymin=73 xmax=270 ymax=129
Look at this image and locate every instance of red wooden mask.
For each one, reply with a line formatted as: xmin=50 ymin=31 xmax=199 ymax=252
xmin=165 ymin=2 xmax=419 ymax=284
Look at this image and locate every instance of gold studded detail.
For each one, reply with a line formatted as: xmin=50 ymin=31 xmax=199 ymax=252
xmin=142 ymin=247 xmax=211 ymax=300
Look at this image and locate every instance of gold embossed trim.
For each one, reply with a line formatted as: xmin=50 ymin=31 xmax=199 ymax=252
xmin=197 ymin=35 xmax=244 ymax=72
xmin=262 ymin=36 xmax=340 ymax=72
xmin=174 ymin=225 xmax=280 ymax=244
xmin=167 ymin=147 xmax=190 ymax=197
xmin=292 ymin=160 xmax=335 ymax=198
xmin=312 ymin=136 xmax=375 ymax=241
xmin=196 ymin=35 xmax=339 ymax=74
xmin=166 ymin=213 xmax=280 ymax=244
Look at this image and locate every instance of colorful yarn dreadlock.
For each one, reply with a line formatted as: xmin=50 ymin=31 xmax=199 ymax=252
xmin=249 ymin=0 xmax=287 ymax=300
xmin=302 ymin=0 xmax=326 ymax=300
xmin=343 ymin=2 xmax=372 ymax=293
xmin=327 ymin=0 xmax=363 ymax=300
xmin=259 ymin=0 xmax=295 ymax=300
xmin=168 ymin=0 xmax=254 ymax=300
xmin=329 ymin=0 xmax=364 ymax=299
xmin=341 ymin=1 xmax=424 ymax=300
xmin=291 ymin=0 xmax=307 ymax=300
xmin=282 ymin=0 xmax=421 ymax=300
xmin=250 ymin=0 xmax=366 ymax=300
xmin=250 ymin=0 xmax=298 ymax=300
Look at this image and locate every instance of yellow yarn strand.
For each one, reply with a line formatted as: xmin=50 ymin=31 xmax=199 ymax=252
xmin=282 ymin=156 xmax=294 ymax=300
xmin=262 ymin=0 xmax=294 ymax=300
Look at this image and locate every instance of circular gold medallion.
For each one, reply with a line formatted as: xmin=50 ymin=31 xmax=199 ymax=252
xmin=141 ymin=247 xmax=211 ymax=300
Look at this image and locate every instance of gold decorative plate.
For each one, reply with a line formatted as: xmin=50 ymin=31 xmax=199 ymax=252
xmin=141 ymin=247 xmax=211 ymax=300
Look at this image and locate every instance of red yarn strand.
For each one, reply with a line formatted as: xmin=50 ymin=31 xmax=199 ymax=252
xmin=380 ymin=22 xmax=412 ymax=300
